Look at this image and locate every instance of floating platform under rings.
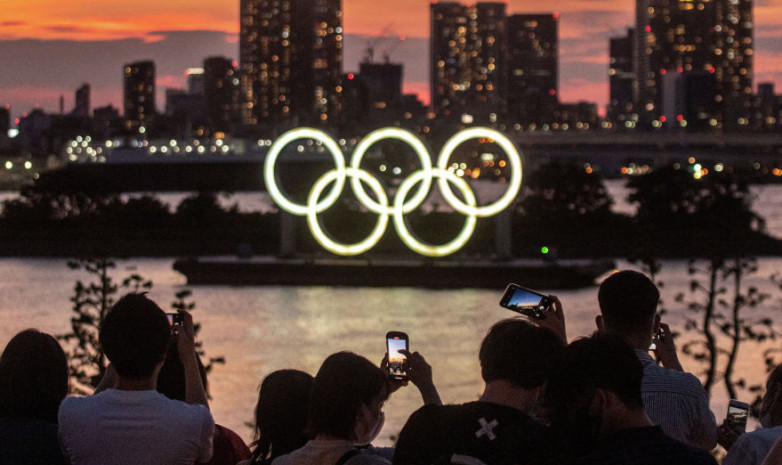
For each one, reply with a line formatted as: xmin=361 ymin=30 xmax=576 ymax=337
xmin=172 ymin=256 xmax=616 ymax=290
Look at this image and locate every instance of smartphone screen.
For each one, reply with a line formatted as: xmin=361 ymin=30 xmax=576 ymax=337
xmin=386 ymin=332 xmax=409 ymax=380
xmin=727 ymin=401 xmax=749 ymax=433
xmin=499 ymin=284 xmax=551 ymax=319
xmin=166 ymin=313 xmax=183 ymax=335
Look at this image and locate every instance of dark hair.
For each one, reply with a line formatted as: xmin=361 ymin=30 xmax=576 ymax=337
xmin=598 ymin=271 xmax=659 ymax=335
xmin=546 ymin=333 xmax=644 ymax=417
xmin=250 ymin=370 xmax=314 ymax=463
xmin=156 ymin=345 xmax=208 ymax=401
xmin=479 ymin=319 xmax=565 ymax=388
xmin=100 ymin=293 xmax=170 ymax=379
xmin=308 ymin=352 xmax=386 ymax=439
xmin=0 ymin=329 xmax=68 ymax=423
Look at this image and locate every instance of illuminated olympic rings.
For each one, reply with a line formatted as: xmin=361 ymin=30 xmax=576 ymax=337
xmin=264 ymin=127 xmax=523 ymax=257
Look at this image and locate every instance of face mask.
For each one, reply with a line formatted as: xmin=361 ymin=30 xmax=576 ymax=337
xmin=354 ymin=404 xmax=385 ymax=446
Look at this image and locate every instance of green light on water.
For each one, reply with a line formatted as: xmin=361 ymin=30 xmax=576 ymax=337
xmin=541 ymin=246 xmax=549 ymax=254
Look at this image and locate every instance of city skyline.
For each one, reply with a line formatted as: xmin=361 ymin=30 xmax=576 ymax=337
xmin=2 ymin=0 xmax=782 ymax=120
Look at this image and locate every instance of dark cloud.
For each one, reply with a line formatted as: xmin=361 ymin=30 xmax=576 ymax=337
xmin=0 ymin=21 xmax=27 ymax=27
xmin=0 ymin=30 xmax=238 ymax=114
xmin=42 ymin=25 xmax=100 ymax=34
xmin=560 ymin=60 xmax=607 ymax=85
xmin=560 ymin=10 xmax=634 ymax=37
xmin=0 ymin=30 xmax=237 ymax=88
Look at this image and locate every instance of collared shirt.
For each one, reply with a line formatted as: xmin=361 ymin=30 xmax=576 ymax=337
xmin=723 ymin=425 xmax=782 ymax=465
xmin=635 ymin=350 xmax=717 ymax=450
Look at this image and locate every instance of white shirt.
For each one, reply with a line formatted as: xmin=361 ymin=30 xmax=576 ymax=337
xmin=59 ymin=389 xmax=214 ymax=465
xmin=724 ymin=425 xmax=782 ymax=465
xmin=636 ymin=350 xmax=718 ymax=450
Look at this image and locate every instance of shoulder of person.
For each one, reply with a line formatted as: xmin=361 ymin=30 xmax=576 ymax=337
xmin=350 ymin=451 xmax=392 ymax=465
xmin=58 ymin=394 xmax=93 ymax=416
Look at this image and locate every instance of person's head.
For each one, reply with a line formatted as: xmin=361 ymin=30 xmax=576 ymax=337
xmin=308 ymin=351 xmax=387 ymax=444
xmin=597 ymin=270 xmax=660 ymax=341
xmin=251 ymin=370 xmax=314 ymax=462
xmin=100 ymin=293 xmax=170 ymax=380
xmin=760 ymin=364 xmax=782 ymax=427
xmin=545 ymin=333 xmax=644 ymax=455
xmin=479 ymin=318 xmax=565 ymax=389
xmin=156 ymin=345 xmax=208 ymax=401
xmin=0 ymin=329 xmax=68 ymax=423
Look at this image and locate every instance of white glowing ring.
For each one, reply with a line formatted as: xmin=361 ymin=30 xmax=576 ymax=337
xmin=436 ymin=127 xmax=523 ymax=217
xmin=264 ymin=127 xmax=524 ymax=257
xmin=306 ymin=168 xmax=390 ymax=256
xmin=349 ymin=127 xmax=432 ymax=215
xmin=393 ymin=168 xmax=478 ymax=257
xmin=264 ymin=128 xmax=346 ymax=215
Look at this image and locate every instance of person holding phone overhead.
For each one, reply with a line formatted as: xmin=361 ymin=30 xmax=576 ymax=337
xmin=719 ymin=365 xmax=782 ymax=465
xmin=394 ymin=319 xmax=566 ymax=465
xmin=271 ymin=350 xmax=440 ymax=465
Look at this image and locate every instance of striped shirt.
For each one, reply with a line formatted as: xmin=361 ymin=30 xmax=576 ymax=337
xmin=635 ymin=350 xmax=717 ymax=450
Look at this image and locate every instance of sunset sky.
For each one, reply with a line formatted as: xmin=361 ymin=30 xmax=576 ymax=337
xmin=2 ymin=0 xmax=782 ymax=121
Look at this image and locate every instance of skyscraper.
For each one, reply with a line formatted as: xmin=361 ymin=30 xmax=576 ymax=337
xmin=714 ymin=0 xmax=753 ymax=128
xmin=187 ymin=68 xmax=205 ymax=95
xmin=123 ymin=60 xmax=155 ymax=127
xmin=430 ymin=2 xmax=507 ymax=119
xmin=608 ymin=29 xmax=635 ymax=126
xmin=74 ymin=83 xmax=90 ymax=118
xmin=635 ymin=0 xmax=752 ymax=129
xmin=239 ymin=0 xmax=343 ymax=126
xmin=204 ymin=56 xmax=240 ymax=133
xmin=507 ymin=14 xmax=558 ymax=126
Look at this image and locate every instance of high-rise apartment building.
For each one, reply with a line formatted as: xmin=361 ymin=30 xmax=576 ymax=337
xmin=608 ymin=29 xmax=635 ymax=126
xmin=0 ymin=106 xmax=9 ymax=148
xmin=430 ymin=2 xmax=507 ymax=119
xmin=507 ymin=14 xmax=558 ymax=126
xmin=74 ymin=83 xmax=90 ymax=118
xmin=123 ymin=60 xmax=155 ymax=127
xmin=714 ymin=0 xmax=753 ymax=127
xmin=204 ymin=56 xmax=240 ymax=132
xmin=239 ymin=0 xmax=343 ymax=126
xmin=635 ymin=0 xmax=752 ymax=129
xmin=187 ymin=68 xmax=205 ymax=95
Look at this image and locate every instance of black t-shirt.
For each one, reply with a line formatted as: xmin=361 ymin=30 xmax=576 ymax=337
xmin=572 ymin=426 xmax=718 ymax=465
xmin=393 ymin=401 xmax=555 ymax=465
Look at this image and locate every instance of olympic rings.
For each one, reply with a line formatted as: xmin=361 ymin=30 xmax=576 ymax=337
xmin=264 ymin=126 xmax=523 ymax=257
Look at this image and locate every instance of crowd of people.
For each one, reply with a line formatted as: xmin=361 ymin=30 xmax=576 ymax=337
xmin=1 ymin=270 xmax=782 ymax=464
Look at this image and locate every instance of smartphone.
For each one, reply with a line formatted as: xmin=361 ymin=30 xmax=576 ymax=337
xmin=166 ymin=313 xmax=183 ymax=335
xmin=386 ymin=331 xmax=409 ymax=381
xmin=649 ymin=329 xmax=663 ymax=351
xmin=727 ymin=399 xmax=749 ymax=434
xmin=499 ymin=283 xmax=553 ymax=320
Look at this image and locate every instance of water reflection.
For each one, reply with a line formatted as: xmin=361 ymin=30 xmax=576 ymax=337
xmin=0 ymin=257 xmax=779 ymax=444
